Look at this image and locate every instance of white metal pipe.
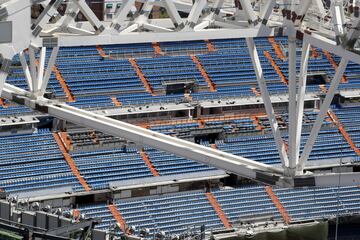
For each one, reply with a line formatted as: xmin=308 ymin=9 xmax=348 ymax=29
xmin=41 ymin=47 xmax=59 ymax=95
xmin=294 ymin=42 xmax=311 ymax=172
xmin=246 ymin=37 xmax=289 ymax=168
xmin=36 ymin=47 xmax=46 ymax=94
xmin=287 ymin=30 xmax=297 ymax=174
xmin=297 ymin=58 xmax=349 ymax=171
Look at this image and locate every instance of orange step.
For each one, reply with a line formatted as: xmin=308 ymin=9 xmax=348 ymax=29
xmin=264 ymin=51 xmax=288 ymax=85
xmin=323 ymin=50 xmax=347 ymax=83
xmin=52 ymin=65 xmax=76 ymax=102
xmin=205 ymin=39 xmax=216 ymax=52
xmin=206 ymin=192 xmax=232 ymax=229
xmin=129 ymin=58 xmax=155 ymax=95
xmin=191 ymin=55 xmax=217 ymax=92
xmin=327 ymin=110 xmax=360 ymax=156
xmin=96 ymin=45 xmax=108 ymax=58
xmin=140 ymin=151 xmax=160 ymax=177
xmin=111 ymin=97 xmax=122 ymax=107
xmin=251 ymin=87 xmax=261 ymax=96
xmin=59 ymin=132 xmax=73 ymax=151
xmin=152 ymin=42 xmax=164 ymax=56
xmin=0 ymin=98 xmax=8 ymax=108
xmin=198 ymin=118 xmax=206 ymax=128
xmin=108 ymin=204 xmax=130 ymax=234
xmin=265 ymin=186 xmax=291 ymax=224
xmin=268 ymin=37 xmax=286 ymax=61
xmin=319 ymin=84 xmax=327 ymax=93
xmin=89 ymin=129 xmax=99 ymax=144
xmin=73 ymin=209 xmax=81 ymax=221
xmin=53 ymin=133 xmax=91 ymax=192
xmin=210 ymin=144 xmax=218 ymax=149
xmin=311 ymin=47 xmax=320 ymax=58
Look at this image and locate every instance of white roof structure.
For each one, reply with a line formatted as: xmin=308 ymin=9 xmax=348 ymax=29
xmin=1 ymin=0 xmax=360 ymax=187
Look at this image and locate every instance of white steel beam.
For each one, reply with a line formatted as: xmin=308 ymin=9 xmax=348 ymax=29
xmin=19 ymin=51 xmax=34 ymax=92
xmin=0 ymin=49 xmax=13 ymax=97
xmin=73 ymin=0 xmax=104 ymax=33
xmin=182 ymin=0 xmax=207 ymax=31
xmin=31 ymin=0 xmax=63 ymax=37
xmin=53 ymin=2 xmax=80 ymax=31
xmin=303 ymin=33 xmax=360 ymax=65
xmin=246 ymin=38 xmax=289 ymax=169
xmin=51 ymin=27 xmax=276 ymax=47
xmin=1 ymin=83 xmax=286 ymax=186
xmin=36 ymin=47 xmax=46 ymax=94
xmin=257 ymin=0 xmax=275 ymax=35
xmin=297 ymin=58 xmax=349 ymax=171
xmin=0 ymin=71 xmax=8 ymax=98
xmin=330 ymin=0 xmax=346 ymax=43
xmin=194 ymin=0 xmax=224 ymax=30
xmin=111 ymin=0 xmax=136 ymax=32
xmin=239 ymin=0 xmax=258 ymax=25
xmin=294 ymin=42 xmax=311 ymax=173
xmin=287 ymin=29 xmax=297 ymax=175
xmin=40 ymin=46 xmax=59 ymax=95
xmin=162 ymin=0 xmax=184 ymax=29
xmin=28 ymin=48 xmax=38 ymax=91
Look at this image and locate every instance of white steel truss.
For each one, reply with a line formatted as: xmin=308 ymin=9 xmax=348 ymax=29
xmin=1 ymin=0 xmax=360 ymax=187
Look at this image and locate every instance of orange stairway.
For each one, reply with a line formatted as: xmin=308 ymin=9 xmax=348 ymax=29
xmin=111 ymin=97 xmax=122 ymax=107
xmin=53 ymin=132 xmax=91 ymax=192
xmin=265 ymin=186 xmax=291 ymax=224
xmin=129 ymin=58 xmax=155 ymax=95
xmin=311 ymin=47 xmax=320 ymax=58
xmin=96 ymin=45 xmax=108 ymax=58
xmin=264 ymin=51 xmax=288 ymax=85
xmin=205 ymin=39 xmax=216 ymax=52
xmin=52 ymin=65 xmax=76 ymax=102
xmin=210 ymin=143 xmax=218 ymax=149
xmin=319 ymin=84 xmax=327 ymax=93
xmin=251 ymin=87 xmax=261 ymax=96
xmin=197 ymin=118 xmax=206 ymax=129
xmin=191 ymin=55 xmax=217 ymax=92
xmin=108 ymin=204 xmax=129 ymax=234
xmin=152 ymin=42 xmax=164 ymax=56
xmin=327 ymin=110 xmax=360 ymax=156
xmin=59 ymin=131 xmax=73 ymax=151
xmin=251 ymin=115 xmax=264 ymax=131
xmin=0 ymin=98 xmax=8 ymax=108
xmin=140 ymin=151 xmax=160 ymax=177
xmin=89 ymin=129 xmax=99 ymax=144
xmin=323 ymin=50 xmax=347 ymax=83
xmin=268 ymin=37 xmax=286 ymax=61
xmin=206 ymin=192 xmax=232 ymax=229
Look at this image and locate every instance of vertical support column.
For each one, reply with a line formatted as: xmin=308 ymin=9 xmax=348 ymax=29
xmin=297 ymin=58 xmax=349 ymax=171
xmin=246 ymin=38 xmax=289 ymax=168
xmin=294 ymin=42 xmax=311 ymax=173
xmin=19 ymin=51 xmax=34 ymax=92
xmin=36 ymin=47 xmax=47 ymax=95
xmin=287 ymin=29 xmax=297 ymax=175
xmin=40 ymin=47 xmax=59 ymax=95
xmin=0 ymin=50 xmax=14 ymax=97
xmin=29 ymin=47 xmax=38 ymax=91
